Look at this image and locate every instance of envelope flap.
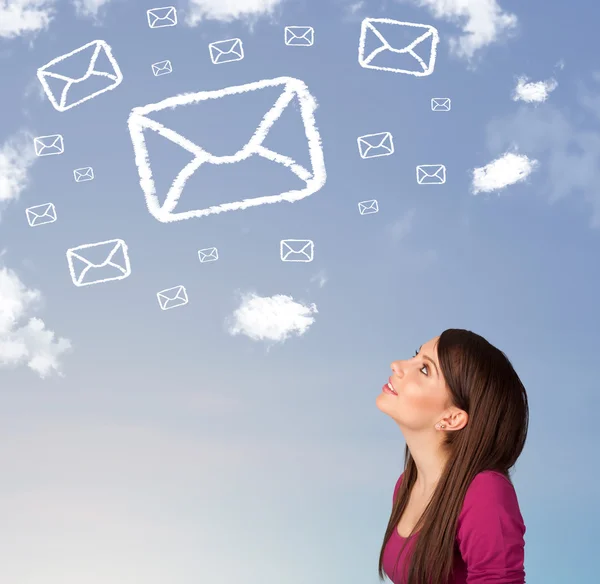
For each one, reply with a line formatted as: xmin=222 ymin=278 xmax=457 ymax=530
xmin=69 ymin=240 xmax=124 ymax=268
xmin=287 ymin=27 xmax=312 ymax=39
xmin=130 ymin=79 xmax=298 ymax=160
xmin=283 ymin=240 xmax=312 ymax=253
xmin=39 ymin=41 xmax=102 ymax=82
xmin=210 ymin=38 xmax=241 ymax=55
xmin=159 ymin=286 xmax=184 ymax=301
xmin=419 ymin=165 xmax=443 ymax=177
xmin=150 ymin=6 xmax=175 ymax=20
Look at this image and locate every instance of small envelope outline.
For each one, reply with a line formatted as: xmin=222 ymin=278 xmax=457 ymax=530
xmin=357 ymin=132 xmax=394 ymax=159
xmin=127 ymin=76 xmax=327 ymax=223
xmin=416 ymin=164 xmax=446 ymax=184
xmin=157 ymin=285 xmax=188 ymax=310
xmin=198 ymin=247 xmax=219 ymax=262
xmin=34 ymin=134 xmax=64 ymax=157
xmin=152 ymin=60 xmax=172 ymax=76
xmin=358 ymin=18 xmax=439 ymax=76
xmin=74 ymin=167 xmax=94 ymax=182
xmin=280 ymin=239 xmax=314 ymax=262
xmin=66 ymin=239 xmax=131 ymax=287
xmin=147 ymin=6 xmax=177 ymax=28
xmin=358 ymin=199 xmax=379 ymax=214
xmin=209 ymin=38 xmax=244 ymax=64
xmin=431 ymin=98 xmax=451 ymax=111
xmin=26 ymin=203 xmax=57 ymax=227
xmin=285 ymin=26 xmax=314 ymax=46
xmin=37 ymin=40 xmax=123 ymax=112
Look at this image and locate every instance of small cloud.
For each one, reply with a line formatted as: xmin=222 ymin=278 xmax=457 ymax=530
xmin=0 ymin=129 xmax=37 ymax=212
xmin=388 ymin=208 xmax=416 ymax=242
xmin=0 ymin=264 xmax=71 ymax=378
xmin=0 ymin=0 xmax=56 ymax=39
xmin=343 ymin=0 xmax=365 ymax=19
xmin=405 ymin=0 xmax=518 ymax=60
xmin=512 ymin=76 xmax=558 ymax=104
xmin=185 ymin=0 xmax=283 ymax=26
xmin=309 ymin=269 xmax=327 ymax=289
xmin=472 ymin=152 xmax=538 ymax=195
xmin=71 ymin=0 xmax=113 ymax=19
xmin=226 ymin=292 xmax=317 ymax=344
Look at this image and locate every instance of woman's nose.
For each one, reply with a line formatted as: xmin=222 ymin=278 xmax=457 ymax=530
xmin=390 ymin=361 xmax=404 ymax=376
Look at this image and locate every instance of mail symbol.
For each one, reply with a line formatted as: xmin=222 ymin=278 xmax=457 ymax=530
xmin=34 ymin=134 xmax=64 ymax=157
xmin=157 ymin=285 xmax=188 ymax=310
xmin=357 ymin=132 xmax=394 ymax=159
xmin=416 ymin=164 xmax=446 ymax=185
xmin=26 ymin=203 xmax=57 ymax=227
xmin=280 ymin=239 xmax=314 ymax=262
xmin=358 ymin=18 xmax=439 ymax=76
xmin=358 ymin=199 xmax=379 ymax=215
xmin=198 ymin=247 xmax=219 ymax=263
xmin=431 ymin=98 xmax=451 ymax=111
xmin=37 ymin=40 xmax=123 ymax=112
xmin=66 ymin=239 xmax=131 ymax=287
xmin=127 ymin=77 xmax=327 ymax=223
xmin=74 ymin=167 xmax=94 ymax=182
xmin=147 ymin=6 xmax=177 ymax=28
xmin=152 ymin=60 xmax=172 ymax=76
xmin=285 ymin=26 xmax=314 ymax=46
xmin=209 ymin=38 xmax=244 ymax=64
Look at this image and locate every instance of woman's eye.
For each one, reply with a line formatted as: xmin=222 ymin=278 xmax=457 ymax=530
xmin=420 ymin=365 xmax=429 ymax=375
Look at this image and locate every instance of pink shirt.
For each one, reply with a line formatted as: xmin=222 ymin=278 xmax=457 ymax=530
xmin=382 ymin=470 xmax=526 ymax=584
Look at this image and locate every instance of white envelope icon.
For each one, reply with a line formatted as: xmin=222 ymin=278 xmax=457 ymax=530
xmin=280 ymin=239 xmax=314 ymax=262
xmin=26 ymin=203 xmax=57 ymax=227
xmin=431 ymin=97 xmax=451 ymax=111
xmin=34 ymin=134 xmax=64 ymax=157
xmin=147 ymin=6 xmax=177 ymax=28
xmin=357 ymin=132 xmax=394 ymax=159
xmin=198 ymin=247 xmax=218 ymax=262
xmin=37 ymin=40 xmax=123 ymax=112
xmin=358 ymin=199 xmax=379 ymax=215
xmin=416 ymin=164 xmax=446 ymax=184
xmin=74 ymin=167 xmax=94 ymax=182
xmin=285 ymin=26 xmax=314 ymax=46
xmin=127 ymin=76 xmax=327 ymax=223
xmin=209 ymin=38 xmax=244 ymax=64
xmin=66 ymin=239 xmax=131 ymax=287
xmin=152 ymin=60 xmax=172 ymax=76
xmin=358 ymin=18 xmax=439 ymax=76
xmin=157 ymin=285 xmax=188 ymax=310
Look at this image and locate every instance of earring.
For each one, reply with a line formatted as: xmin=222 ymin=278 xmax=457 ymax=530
xmin=435 ymin=423 xmax=446 ymax=429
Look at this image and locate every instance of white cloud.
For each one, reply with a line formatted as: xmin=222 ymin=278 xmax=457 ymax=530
xmin=472 ymin=151 xmax=538 ymax=194
xmin=0 ymin=0 xmax=55 ymax=39
xmin=72 ymin=0 xmax=113 ymax=18
xmin=407 ymin=0 xmax=518 ymax=60
xmin=388 ymin=208 xmax=416 ymax=242
xmin=226 ymin=292 xmax=317 ymax=343
xmin=0 ymin=264 xmax=71 ymax=378
xmin=309 ymin=270 xmax=327 ymax=289
xmin=0 ymin=129 xmax=37 ymax=209
xmin=512 ymin=76 xmax=558 ymax=103
xmin=485 ymin=87 xmax=600 ymax=227
xmin=186 ymin=0 xmax=283 ymax=25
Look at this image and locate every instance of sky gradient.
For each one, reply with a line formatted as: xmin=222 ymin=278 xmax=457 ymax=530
xmin=0 ymin=1 xmax=598 ymax=583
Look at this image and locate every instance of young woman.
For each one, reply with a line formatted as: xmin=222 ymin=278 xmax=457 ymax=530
xmin=376 ymin=329 xmax=528 ymax=584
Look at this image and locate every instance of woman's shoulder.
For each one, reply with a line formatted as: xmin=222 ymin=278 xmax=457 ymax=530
xmin=460 ymin=469 xmax=522 ymax=519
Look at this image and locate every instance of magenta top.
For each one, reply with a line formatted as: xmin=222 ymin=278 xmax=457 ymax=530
xmin=382 ymin=470 xmax=526 ymax=584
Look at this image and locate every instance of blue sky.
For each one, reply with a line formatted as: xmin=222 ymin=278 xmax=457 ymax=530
xmin=0 ymin=0 xmax=598 ymax=582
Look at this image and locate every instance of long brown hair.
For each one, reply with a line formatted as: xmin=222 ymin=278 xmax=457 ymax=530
xmin=377 ymin=328 xmax=529 ymax=584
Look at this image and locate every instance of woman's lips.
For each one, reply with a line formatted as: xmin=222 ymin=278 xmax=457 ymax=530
xmin=383 ymin=380 xmax=398 ymax=395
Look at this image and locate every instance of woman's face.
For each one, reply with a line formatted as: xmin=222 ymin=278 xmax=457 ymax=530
xmin=376 ymin=336 xmax=453 ymax=431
